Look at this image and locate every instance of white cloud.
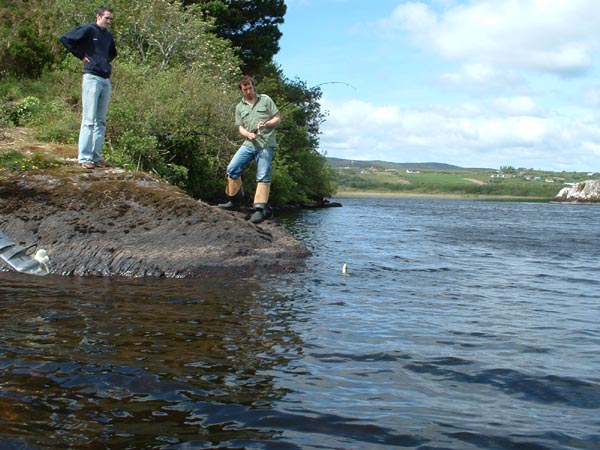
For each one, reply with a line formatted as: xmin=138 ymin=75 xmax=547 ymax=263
xmin=489 ymin=96 xmax=539 ymax=116
xmin=584 ymin=86 xmax=600 ymax=107
xmin=318 ymin=98 xmax=600 ymax=171
xmin=439 ymin=63 xmax=524 ymax=93
xmin=385 ymin=0 xmax=600 ymax=77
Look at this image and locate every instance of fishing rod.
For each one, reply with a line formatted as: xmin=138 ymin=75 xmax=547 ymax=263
xmin=275 ymin=80 xmax=356 ymax=113
xmin=252 ymin=80 xmax=357 ymax=134
xmin=312 ymin=81 xmax=357 ymax=91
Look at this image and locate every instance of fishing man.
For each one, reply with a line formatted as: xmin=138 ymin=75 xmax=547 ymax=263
xmin=218 ymin=75 xmax=281 ymax=224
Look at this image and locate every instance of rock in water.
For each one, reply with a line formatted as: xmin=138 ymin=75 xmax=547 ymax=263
xmin=554 ymin=180 xmax=600 ymax=204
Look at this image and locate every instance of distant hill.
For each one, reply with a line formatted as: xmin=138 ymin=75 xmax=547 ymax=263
xmin=326 ymin=157 xmax=492 ymax=172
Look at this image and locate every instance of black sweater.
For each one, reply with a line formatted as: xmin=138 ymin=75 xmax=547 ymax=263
xmin=59 ymin=23 xmax=117 ymax=79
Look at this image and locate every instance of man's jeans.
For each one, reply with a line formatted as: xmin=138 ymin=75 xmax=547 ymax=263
xmin=226 ymin=145 xmax=274 ymax=182
xmin=79 ymin=74 xmax=112 ymax=163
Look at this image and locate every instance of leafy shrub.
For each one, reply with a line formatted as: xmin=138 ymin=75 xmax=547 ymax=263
xmin=105 ymin=61 xmax=240 ymax=194
xmin=31 ymin=99 xmax=80 ymax=144
xmin=5 ymin=96 xmax=41 ymax=126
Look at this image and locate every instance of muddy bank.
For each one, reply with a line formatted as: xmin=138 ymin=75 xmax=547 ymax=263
xmin=0 ymin=168 xmax=309 ymax=277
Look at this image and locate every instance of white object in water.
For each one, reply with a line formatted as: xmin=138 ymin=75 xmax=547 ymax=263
xmin=342 ymin=263 xmax=348 ymax=274
xmin=35 ymin=249 xmax=50 ymax=265
xmin=0 ymin=230 xmax=51 ymax=276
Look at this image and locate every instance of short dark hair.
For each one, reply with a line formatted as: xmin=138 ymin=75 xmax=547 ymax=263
xmin=237 ymin=75 xmax=255 ymax=90
xmin=96 ymin=6 xmax=113 ymax=16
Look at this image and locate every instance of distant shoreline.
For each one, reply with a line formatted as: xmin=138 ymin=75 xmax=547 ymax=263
xmin=333 ymin=190 xmax=550 ymax=201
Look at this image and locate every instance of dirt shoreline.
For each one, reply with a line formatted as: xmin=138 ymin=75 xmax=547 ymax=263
xmin=0 ymin=168 xmax=309 ymax=278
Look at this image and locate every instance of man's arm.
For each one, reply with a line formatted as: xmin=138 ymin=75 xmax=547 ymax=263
xmin=59 ymin=25 xmax=89 ymax=60
xmin=238 ymin=124 xmax=258 ymax=141
xmin=109 ymin=38 xmax=117 ymax=62
xmin=257 ymin=113 xmax=281 ymax=133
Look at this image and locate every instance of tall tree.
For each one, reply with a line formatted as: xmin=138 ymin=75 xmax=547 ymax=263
xmin=0 ymin=0 xmax=60 ymax=78
xmin=182 ymin=0 xmax=286 ymax=75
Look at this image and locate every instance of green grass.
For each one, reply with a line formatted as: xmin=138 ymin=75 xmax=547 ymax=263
xmin=334 ymin=167 xmax=595 ymax=199
xmin=403 ymin=172 xmax=484 ymax=184
xmin=0 ymin=150 xmax=63 ymax=173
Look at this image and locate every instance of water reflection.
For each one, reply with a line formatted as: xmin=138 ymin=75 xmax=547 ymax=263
xmin=0 ymin=272 xmax=304 ymax=448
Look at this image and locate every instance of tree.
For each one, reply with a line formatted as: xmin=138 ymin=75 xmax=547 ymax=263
xmin=182 ymin=0 xmax=286 ymax=75
xmin=100 ymin=0 xmax=237 ymax=80
xmin=0 ymin=0 xmax=58 ymax=78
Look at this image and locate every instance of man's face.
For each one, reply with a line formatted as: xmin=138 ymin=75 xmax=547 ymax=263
xmin=240 ymin=82 xmax=256 ymax=101
xmin=96 ymin=11 xmax=114 ymax=29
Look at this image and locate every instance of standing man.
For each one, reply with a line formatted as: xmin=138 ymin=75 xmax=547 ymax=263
xmin=60 ymin=6 xmax=117 ymax=169
xmin=218 ymin=75 xmax=281 ymax=224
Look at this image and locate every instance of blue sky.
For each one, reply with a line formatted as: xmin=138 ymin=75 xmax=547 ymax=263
xmin=274 ymin=0 xmax=600 ymax=171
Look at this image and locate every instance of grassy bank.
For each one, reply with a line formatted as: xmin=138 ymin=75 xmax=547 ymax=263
xmin=331 ymin=163 xmax=599 ymax=201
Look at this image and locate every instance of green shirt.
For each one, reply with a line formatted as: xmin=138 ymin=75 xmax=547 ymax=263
xmin=235 ymin=94 xmax=279 ymax=148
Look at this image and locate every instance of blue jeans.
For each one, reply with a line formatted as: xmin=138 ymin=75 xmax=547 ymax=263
xmin=226 ymin=145 xmax=274 ymax=182
xmin=79 ymin=74 xmax=112 ymax=163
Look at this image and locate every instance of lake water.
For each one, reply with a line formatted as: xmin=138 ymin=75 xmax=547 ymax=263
xmin=1 ymin=197 xmax=599 ymax=449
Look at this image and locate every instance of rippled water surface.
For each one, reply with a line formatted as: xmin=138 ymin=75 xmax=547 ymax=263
xmin=1 ymin=198 xmax=599 ymax=449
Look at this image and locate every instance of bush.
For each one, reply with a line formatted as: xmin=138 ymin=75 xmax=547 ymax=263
xmin=3 ymin=96 xmax=41 ymax=126
xmin=105 ymin=61 xmax=240 ymax=195
xmin=31 ymin=98 xmax=79 ymax=144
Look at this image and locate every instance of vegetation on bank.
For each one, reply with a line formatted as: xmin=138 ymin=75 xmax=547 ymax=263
xmin=333 ymin=161 xmax=600 ymax=200
xmin=0 ymin=0 xmax=336 ymax=206
xmin=0 ymin=149 xmax=62 ymax=172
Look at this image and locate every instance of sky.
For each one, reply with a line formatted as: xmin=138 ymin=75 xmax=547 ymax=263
xmin=273 ymin=0 xmax=600 ymax=171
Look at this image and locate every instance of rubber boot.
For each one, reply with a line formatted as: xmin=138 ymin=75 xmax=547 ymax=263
xmin=251 ymin=182 xmax=273 ymax=224
xmin=218 ymin=177 xmax=244 ymax=210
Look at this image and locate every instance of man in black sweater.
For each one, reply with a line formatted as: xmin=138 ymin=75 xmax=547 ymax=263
xmin=60 ymin=6 xmax=117 ymax=169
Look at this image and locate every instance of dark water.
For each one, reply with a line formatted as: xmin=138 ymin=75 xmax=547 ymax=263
xmin=1 ymin=198 xmax=599 ymax=449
